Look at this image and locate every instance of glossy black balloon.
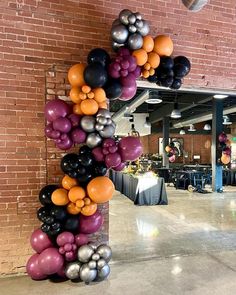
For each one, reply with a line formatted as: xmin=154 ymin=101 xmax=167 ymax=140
xmin=174 ymin=64 xmax=189 ymax=78
xmin=67 ymin=170 xmax=79 ymax=179
xmin=160 ymin=56 xmax=174 ymax=70
xmin=94 ymin=162 xmax=107 ymax=176
xmin=87 ymin=48 xmax=110 ymax=68
xmin=64 ymin=216 xmax=79 ymax=232
xmin=77 ymin=172 xmax=93 ymax=184
xmin=50 ymin=206 xmax=67 ymax=221
xmin=39 ymin=185 xmax=58 ymax=206
xmin=41 ymin=223 xmax=51 ymax=233
xmin=78 ymin=153 xmax=94 ymax=167
xmin=171 ymin=79 xmax=182 ymax=90
xmin=45 ymin=216 xmax=55 ymax=225
xmin=174 ymin=56 xmax=191 ymax=75
xmin=79 ymin=145 xmax=92 ymax=155
xmin=61 ymin=153 xmax=79 ymax=173
xmin=160 ymin=77 xmax=174 ymax=88
xmin=158 ymin=68 xmax=174 ymax=79
xmin=104 ymin=79 xmax=122 ymax=100
xmin=148 ymin=75 xmax=158 ymax=83
xmin=84 ymin=63 xmax=108 ymax=88
xmin=37 ymin=207 xmax=50 ymax=222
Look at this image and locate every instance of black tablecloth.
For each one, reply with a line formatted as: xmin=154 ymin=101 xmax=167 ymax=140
xmin=110 ymin=171 xmax=168 ymax=206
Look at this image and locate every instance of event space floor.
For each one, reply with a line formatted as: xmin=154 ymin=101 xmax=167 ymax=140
xmin=1 ymin=187 xmax=236 ymax=295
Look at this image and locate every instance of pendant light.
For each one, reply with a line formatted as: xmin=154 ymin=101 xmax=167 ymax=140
xmin=223 ymin=115 xmax=232 ymax=125
xmin=171 ymin=103 xmax=181 ymax=119
xmin=145 ymin=91 xmax=162 ymax=104
xmin=188 ymin=124 xmax=196 ymax=132
xmin=203 ymin=123 xmax=211 ymax=131
xmin=182 ymin=0 xmax=208 ymax=12
xmin=179 ymin=128 xmax=186 ymax=135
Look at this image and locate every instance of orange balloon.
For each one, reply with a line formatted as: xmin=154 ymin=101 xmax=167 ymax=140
xmin=68 ymin=64 xmax=86 ymax=87
xmin=93 ymin=88 xmax=106 ymax=103
xmin=73 ymin=103 xmax=84 ymax=115
xmin=68 ymin=186 xmax=86 ymax=203
xmin=87 ymin=92 xmax=95 ymax=99
xmin=165 ymin=146 xmax=171 ymax=153
xmin=79 ymin=92 xmax=87 ymax=100
xmin=153 ymin=35 xmax=174 ymax=57
xmin=142 ymin=70 xmax=149 ymax=78
xmin=147 ymin=52 xmax=160 ymax=69
xmin=81 ymin=202 xmax=97 ymax=216
xmin=82 ymin=85 xmax=91 ymax=94
xmin=70 ymin=87 xmax=82 ymax=104
xmin=87 ymin=176 xmax=115 ymax=204
xmin=98 ymin=102 xmax=108 ymax=109
xmin=142 ymin=35 xmax=154 ymax=52
xmin=144 ymin=63 xmax=151 ymax=71
xmin=80 ymin=99 xmax=99 ymax=115
xmin=149 ymin=68 xmax=155 ymax=76
xmin=62 ymin=175 xmax=77 ymax=190
xmin=52 ymin=188 xmax=69 ymax=206
xmin=132 ymin=49 xmax=148 ymax=66
xmin=84 ymin=197 xmax=91 ymax=205
xmin=225 ymin=139 xmax=231 ymax=147
xmin=221 ymin=154 xmax=230 ymax=165
xmin=67 ymin=202 xmax=81 ymax=215
xmin=76 ymin=199 xmax=85 ymax=208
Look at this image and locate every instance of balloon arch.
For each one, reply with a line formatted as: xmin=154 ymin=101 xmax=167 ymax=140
xmin=26 ymin=9 xmax=191 ymax=284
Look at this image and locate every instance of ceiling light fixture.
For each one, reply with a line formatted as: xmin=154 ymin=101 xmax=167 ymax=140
xmin=223 ymin=115 xmax=232 ymax=125
xmin=171 ymin=103 xmax=181 ymax=119
xmin=145 ymin=98 xmax=163 ymax=104
xmin=213 ymin=94 xmax=229 ymax=99
xmin=203 ymin=123 xmax=211 ymax=131
xmin=179 ymin=128 xmax=186 ymax=135
xmin=188 ymin=124 xmax=196 ymax=132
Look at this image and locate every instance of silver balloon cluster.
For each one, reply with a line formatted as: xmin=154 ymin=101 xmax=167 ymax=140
xmin=111 ymin=9 xmax=150 ymax=51
xmin=65 ymin=243 xmax=112 ymax=284
xmin=80 ymin=109 xmax=116 ymax=149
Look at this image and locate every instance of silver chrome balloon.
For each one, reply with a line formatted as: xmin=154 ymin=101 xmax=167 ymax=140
xmin=80 ymin=116 xmax=96 ymax=133
xmin=79 ymin=264 xmax=97 ymax=283
xmin=86 ymin=133 xmax=102 ymax=148
xmin=97 ymin=264 xmax=110 ymax=280
xmin=77 ymin=245 xmax=94 ymax=263
xmin=95 ymin=123 xmax=104 ymax=132
xmin=128 ymin=33 xmax=143 ymax=50
xmin=96 ymin=244 xmax=112 ymax=262
xmin=112 ymin=18 xmax=121 ymax=27
xmin=128 ymin=25 xmax=137 ymax=33
xmin=99 ymin=125 xmax=115 ymax=138
xmin=92 ymin=253 xmax=100 ymax=261
xmin=134 ymin=12 xmax=142 ymax=20
xmin=97 ymin=109 xmax=111 ymax=118
xmin=119 ymin=9 xmax=132 ymax=25
xmin=88 ymin=243 xmax=97 ymax=251
xmin=97 ymin=258 xmax=107 ymax=270
xmin=112 ymin=41 xmax=124 ymax=52
xmin=65 ymin=262 xmax=81 ymax=280
xmin=97 ymin=116 xmax=108 ymax=125
xmin=128 ymin=14 xmax=136 ymax=24
xmin=106 ymin=118 xmax=113 ymax=125
xmin=111 ymin=25 xmax=129 ymax=44
xmin=88 ymin=260 xmax=97 ymax=269
xmin=135 ymin=19 xmax=143 ymax=29
xmin=138 ymin=20 xmax=150 ymax=36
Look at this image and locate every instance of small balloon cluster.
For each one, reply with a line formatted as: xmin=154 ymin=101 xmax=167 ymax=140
xmin=218 ymin=132 xmax=231 ymax=165
xmin=165 ymin=142 xmax=180 ymax=163
xmin=65 ymin=244 xmax=112 ymax=283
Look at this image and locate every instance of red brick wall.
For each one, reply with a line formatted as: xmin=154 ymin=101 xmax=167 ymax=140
xmin=0 ymin=0 xmax=236 ymax=275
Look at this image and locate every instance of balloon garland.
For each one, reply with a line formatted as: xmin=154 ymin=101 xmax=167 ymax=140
xmin=27 ymin=8 xmax=192 ymax=284
xmin=218 ymin=132 xmax=231 ymax=165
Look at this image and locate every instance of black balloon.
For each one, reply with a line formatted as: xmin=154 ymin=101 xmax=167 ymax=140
xmin=50 ymin=206 xmax=67 ymax=221
xmin=77 ymin=172 xmax=93 ymax=184
xmin=64 ymin=216 xmax=79 ymax=232
xmin=160 ymin=56 xmax=174 ymax=70
xmin=148 ymin=75 xmax=158 ymax=83
xmin=174 ymin=56 xmax=191 ymax=77
xmin=94 ymin=162 xmax=107 ymax=176
xmin=171 ymin=79 xmax=182 ymax=90
xmin=78 ymin=153 xmax=94 ymax=167
xmin=39 ymin=185 xmax=58 ymax=206
xmin=41 ymin=223 xmax=51 ymax=233
xmin=61 ymin=153 xmax=79 ymax=174
xmin=104 ymin=79 xmax=122 ymax=100
xmin=79 ymin=145 xmax=92 ymax=155
xmin=160 ymin=77 xmax=174 ymax=88
xmin=37 ymin=207 xmax=50 ymax=222
xmin=84 ymin=63 xmax=108 ymax=88
xmin=87 ymin=48 xmax=110 ymax=68
xmin=174 ymin=64 xmax=189 ymax=79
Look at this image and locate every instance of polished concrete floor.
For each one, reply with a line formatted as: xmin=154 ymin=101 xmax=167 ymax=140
xmin=1 ymin=187 xmax=236 ymax=295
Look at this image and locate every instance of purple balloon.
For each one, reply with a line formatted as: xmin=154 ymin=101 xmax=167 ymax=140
xmin=119 ymin=84 xmax=137 ymax=101
xmin=92 ymin=147 xmax=104 ymax=162
xmin=127 ymin=56 xmax=137 ymax=72
xmin=75 ymin=234 xmax=89 ymax=246
xmin=45 ymin=124 xmax=61 ymax=140
xmin=38 ymin=248 xmax=64 ymax=275
xmin=223 ymin=147 xmax=231 ymax=156
xmin=121 ymin=73 xmax=136 ymax=87
xmin=105 ymin=152 xmax=122 ymax=168
xmin=113 ymin=161 xmax=126 ymax=171
xmin=56 ymin=134 xmax=73 ymax=150
xmin=65 ymin=251 xmax=76 ymax=261
xmin=30 ymin=228 xmax=53 ymax=254
xmin=121 ymin=60 xmax=129 ymax=70
xmin=109 ymin=146 xmax=118 ymax=153
xmin=56 ymin=232 xmax=74 ymax=247
xmin=118 ymin=48 xmax=130 ymax=56
xmin=219 ymin=132 xmax=227 ymax=143
xmin=79 ymin=211 xmax=104 ymax=234
xmin=53 ymin=117 xmax=72 ymax=133
xmin=102 ymin=147 xmax=110 ymax=155
xmin=108 ymin=64 xmax=120 ymax=79
xmin=120 ymin=69 xmax=128 ymax=77
xmin=132 ymin=66 xmax=141 ymax=78
xmin=26 ymin=253 xmax=47 ymax=280
xmin=71 ymin=128 xmax=86 ymax=144
xmin=44 ymin=99 xmax=70 ymax=122
xmin=68 ymin=114 xmax=81 ymax=127
xmin=57 ymin=266 xmax=66 ymax=278
xmin=118 ymin=136 xmax=143 ymax=161
xmin=113 ymin=62 xmax=121 ymax=71
xmin=103 ymin=138 xmax=116 ymax=148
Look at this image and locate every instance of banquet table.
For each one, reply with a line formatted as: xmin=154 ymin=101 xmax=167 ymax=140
xmin=110 ymin=171 xmax=168 ymax=206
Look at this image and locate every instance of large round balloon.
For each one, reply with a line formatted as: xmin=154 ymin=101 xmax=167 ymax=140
xmin=68 ymin=63 xmax=86 ymax=87
xmin=87 ymin=176 xmax=115 ymax=203
xmin=44 ymin=99 xmax=70 ymax=122
xmin=26 ymin=254 xmax=47 ymax=280
xmin=39 ymin=185 xmax=58 ymax=206
xmin=84 ymin=63 xmax=108 ymax=88
xmin=30 ymin=228 xmax=53 ymax=254
xmin=87 ymin=48 xmax=110 ymax=67
xmin=38 ymin=248 xmax=64 ymax=275
xmin=153 ymin=35 xmax=174 ymax=57
xmin=118 ymin=136 xmax=143 ymax=161
xmin=174 ymin=56 xmax=191 ymax=77
xmin=79 ymin=211 xmax=104 ymax=234
xmin=104 ymin=79 xmax=122 ymax=100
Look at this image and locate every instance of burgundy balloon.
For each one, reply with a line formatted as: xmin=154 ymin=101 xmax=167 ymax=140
xmin=92 ymin=147 xmax=104 ymax=162
xmin=102 ymin=147 xmax=110 ymax=155
xmin=108 ymin=65 xmax=120 ymax=79
xmin=79 ymin=211 xmax=104 ymax=234
xmin=68 ymin=114 xmax=81 ymax=127
xmin=127 ymin=56 xmax=137 ymax=72
xmin=56 ymin=134 xmax=73 ymax=150
xmin=26 ymin=253 xmax=47 ymax=280
xmin=75 ymin=233 xmax=89 ymax=246
xmin=56 ymin=231 xmax=74 ymax=247
xmin=103 ymin=138 xmax=116 ymax=148
xmin=121 ymin=73 xmax=136 ymax=87
xmin=38 ymin=248 xmax=64 ymax=275
xmin=132 ymin=66 xmax=141 ymax=78
xmin=223 ymin=147 xmax=231 ymax=156
xmin=219 ymin=132 xmax=227 ymax=143
xmin=105 ymin=152 xmax=122 ymax=168
xmin=118 ymin=136 xmax=143 ymax=161
xmin=109 ymin=146 xmax=118 ymax=153
xmin=45 ymin=124 xmax=60 ymax=139
xmin=113 ymin=161 xmax=126 ymax=171
xmin=119 ymin=84 xmax=137 ymax=101
xmin=118 ymin=48 xmax=130 ymax=56
xmin=44 ymin=99 xmax=70 ymax=122
xmin=71 ymin=128 xmax=86 ymax=144
xmin=57 ymin=266 xmax=66 ymax=278
xmin=53 ymin=117 xmax=72 ymax=133
xmin=30 ymin=228 xmax=53 ymax=254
